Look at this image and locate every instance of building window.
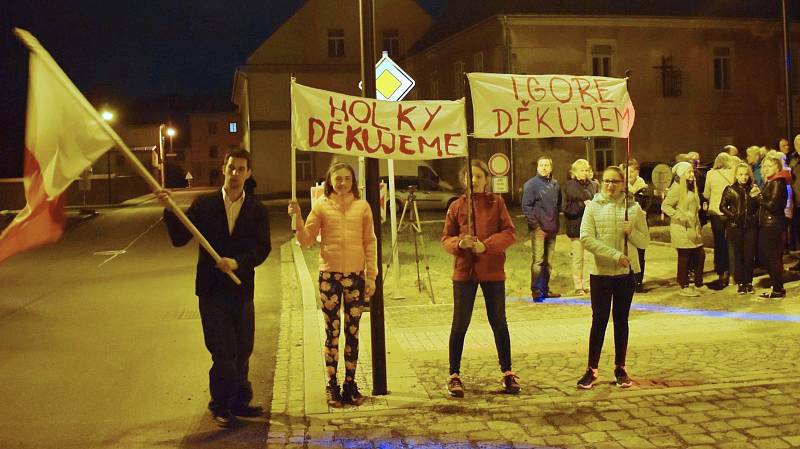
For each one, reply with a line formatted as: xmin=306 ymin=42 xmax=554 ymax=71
xmin=430 ymin=71 xmax=438 ymax=99
xmin=229 ymin=122 xmax=238 ymax=133
xmin=594 ymin=138 xmax=615 ymax=171
xmin=382 ymin=29 xmax=399 ymax=58
xmin=589 ymin=42 xmax=615 ymax=77
xmin=296 ymin=152 xmax=313 ymax=181
xmin=473 ymin=52 xmax=484 ymax=72
xmin=208 ymin=121 xmax=218 ymax=134
xmin=209 ymin=145 xmax=218 ymax=159
xmin=454 ymin=61 xmax=465 ymax=98
xmin=713 ymin=45 xmax=732 ymax=91
xmin=328 ymin=29 xmax=345 ymax=58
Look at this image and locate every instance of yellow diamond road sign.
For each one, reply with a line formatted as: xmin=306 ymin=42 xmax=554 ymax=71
xmin=375 ymin=52 xmax=415 ymax=101
xmin=376 ymin=71 xmax=403 ymax=99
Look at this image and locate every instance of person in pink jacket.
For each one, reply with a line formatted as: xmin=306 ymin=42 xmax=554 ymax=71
xmin=288 ymin=161 xmax=377 ymax=408
xmin=441 ymin=159 xmax=518 ymax=398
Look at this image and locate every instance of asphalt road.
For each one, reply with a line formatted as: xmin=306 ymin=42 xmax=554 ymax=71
xmin=0 ymin=189 xmax=294 ymax=449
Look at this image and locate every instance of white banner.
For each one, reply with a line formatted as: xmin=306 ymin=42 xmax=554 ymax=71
xmin=291 ymin=81 xmax=467 ymax=160
xmin=468 ymin=73 xmax=635 ymax=139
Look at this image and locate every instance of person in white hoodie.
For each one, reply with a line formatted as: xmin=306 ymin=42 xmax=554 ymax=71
xmin=662 ymin=161 xmax=706 ymax=297
xmin=703 ymin=152 xmax=735 ymax=288
xmin=577 ymin=166 xmax=649 ymax=390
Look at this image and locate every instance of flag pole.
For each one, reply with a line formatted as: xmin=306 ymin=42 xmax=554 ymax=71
xmin=623 ymin=69 xmax=632 ymax=257
xmin=290 ymin=75 xmax=297 ymax=233
xmin=463 ymin=73 xmax=475 ymax=236
xmin=14 ymin=28 xmax=241 ymax=285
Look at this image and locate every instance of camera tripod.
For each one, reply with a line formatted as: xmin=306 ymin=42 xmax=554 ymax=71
xmin=384 ymin=186 xmax=436 ymax=303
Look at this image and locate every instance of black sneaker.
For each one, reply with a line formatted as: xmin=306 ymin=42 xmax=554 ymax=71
xmin=211 ymin=410 xmax=234 ymax=427
xmin=326 ymin=384 xmax=344 ymax=408
xmin=502 ymin=371 xmax=521 ymax=394
xmin=447 ymin=373 xmax=465 ymax=397
xmin=760 ymin=289 xmax=786 ymax=299
xmin=342 ymin=381 xmax=367 ymax=406
xmin=737 ymin=284 xmax=746 ymax=294
xmin=745 ymin=284 xmax=755 ymax=294
xmin=231 ymin=404 xmax=263 ymax=417
xmin=576 ymin=369 xmax=598 ymax=390
xmin=614 ymin=366 xmax=633 ymax=388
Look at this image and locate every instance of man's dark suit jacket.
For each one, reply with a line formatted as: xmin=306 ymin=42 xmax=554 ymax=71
xmin=164 ymin=191 xmax=271 ymax=301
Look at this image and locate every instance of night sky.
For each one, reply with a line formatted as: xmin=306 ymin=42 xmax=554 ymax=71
xmin=0 ymin=0 xmax=446 ymax=178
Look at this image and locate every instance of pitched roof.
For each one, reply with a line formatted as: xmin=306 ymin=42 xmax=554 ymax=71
xmin=410 ymin=0 xmax=795 ymax=55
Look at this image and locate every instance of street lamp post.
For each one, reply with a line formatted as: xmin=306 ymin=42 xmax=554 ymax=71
xmin=158 ymin=124 xmax=176 ymax=188
xmin=166 ymin=127 xmax=176 ymax=155
xmin=101 ymin=109 xmax=114 ymax=203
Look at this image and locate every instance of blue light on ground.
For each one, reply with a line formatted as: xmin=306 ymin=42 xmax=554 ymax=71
xmin=508 ymin=296 xmax=800 ymax=322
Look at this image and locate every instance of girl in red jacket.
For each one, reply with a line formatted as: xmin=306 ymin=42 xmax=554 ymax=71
xmin=441 ymin=159 xmax=518 ymax=398
xmin=288 ymin=162 xmax=377 ymax=407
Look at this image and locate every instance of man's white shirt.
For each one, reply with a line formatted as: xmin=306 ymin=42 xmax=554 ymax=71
xmin=222 ymin=188 xmax=245 ymax=235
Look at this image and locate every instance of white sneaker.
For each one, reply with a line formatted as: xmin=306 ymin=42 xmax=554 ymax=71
xmin=679 ymin=287 xmax=699 ymax=297
xmin=695 ymin=285 xmax=713 ymax=294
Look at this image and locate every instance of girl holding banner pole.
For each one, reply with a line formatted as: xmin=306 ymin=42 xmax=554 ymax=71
xmin=441 ymin=159 xmax=518 ymax=397
xmin=577 ymin=165 xmax=649 ymax=389
xmin=288 ymin=161 xmax=377 ymax=407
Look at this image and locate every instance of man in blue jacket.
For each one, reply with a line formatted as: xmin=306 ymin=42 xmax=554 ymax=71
xmin=522 ymin=155 xmax=562 ymax=300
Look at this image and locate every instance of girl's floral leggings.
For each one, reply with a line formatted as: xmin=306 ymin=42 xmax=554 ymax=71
xmin=318 ymin=271 xmax=365 ymax=384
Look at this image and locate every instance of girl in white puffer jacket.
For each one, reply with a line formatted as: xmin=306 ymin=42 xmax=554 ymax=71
xmin=577 ymin=166 xmax=649 ymax=390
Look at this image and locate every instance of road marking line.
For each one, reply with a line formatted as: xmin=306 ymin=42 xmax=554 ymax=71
xmin=507 ymin=296 xmax=800 ymax=322
xmin=93 ymin=250 xmax=127 ymax=256
xmin=97 ymin=218 xmax=163 ymax=267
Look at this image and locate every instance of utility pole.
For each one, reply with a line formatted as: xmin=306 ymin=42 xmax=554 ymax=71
xmin=358 ymin=0 xmax=387 ymax=396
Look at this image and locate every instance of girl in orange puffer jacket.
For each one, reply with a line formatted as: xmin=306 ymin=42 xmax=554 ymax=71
xmin=289 ymin=162 xmax=377 ymax=407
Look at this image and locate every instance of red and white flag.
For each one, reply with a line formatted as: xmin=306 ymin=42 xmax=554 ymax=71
xmin=0 ymin=29 xmax=115 ymax=263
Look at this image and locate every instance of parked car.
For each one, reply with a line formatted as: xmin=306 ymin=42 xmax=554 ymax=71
xmin=380 ymin=175 xmax=461 ymax=214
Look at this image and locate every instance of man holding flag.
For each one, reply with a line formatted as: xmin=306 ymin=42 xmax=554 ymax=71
xmin=3 ymin=28 xmax=268 ymax=429
xmin=158 ymin=148 xmax=271 ymax=427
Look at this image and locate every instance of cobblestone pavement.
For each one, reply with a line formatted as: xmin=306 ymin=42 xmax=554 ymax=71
xmin=268 ymin=241 xmax=800 ymax=449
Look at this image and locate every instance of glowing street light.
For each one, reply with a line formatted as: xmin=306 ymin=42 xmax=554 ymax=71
xmin=101 ymin=110 xmax=114 ymax=122
xmin=166 ymin=127 xmax=176 ymax=155
xmin=157 ymin=125 xmax=178 ymax=188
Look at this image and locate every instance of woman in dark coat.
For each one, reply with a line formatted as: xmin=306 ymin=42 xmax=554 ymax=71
xmin=720 ymin=163 xmax=760 ymax=294
xmin=757 ymin=152 xmax=789 ymax=298
xmin=563 ymin=158 xmax=597 ymax=296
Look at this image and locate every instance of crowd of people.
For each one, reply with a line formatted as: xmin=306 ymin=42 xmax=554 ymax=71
xmin=152 ymin=136 xmax=796 ymax=425
xmin=282 ymin=135 xmax=798 ymax=407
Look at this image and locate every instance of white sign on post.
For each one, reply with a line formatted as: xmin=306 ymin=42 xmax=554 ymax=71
xmin=492 ymin=176 xmax=509 ymax=193
xmin=488 ymin=152 xmax=510 ymax=177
